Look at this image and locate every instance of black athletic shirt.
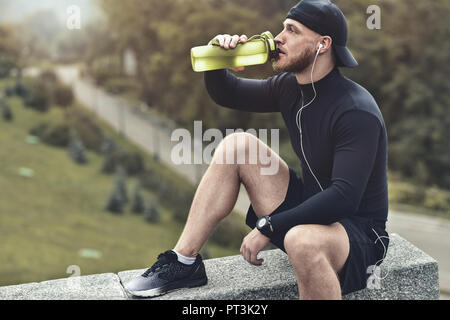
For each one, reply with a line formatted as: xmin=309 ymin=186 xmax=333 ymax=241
xmin=204 ymin=67 xmax=389 ymax=235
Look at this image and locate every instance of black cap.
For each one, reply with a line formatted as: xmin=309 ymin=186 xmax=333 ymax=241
xmin=286 ymin=0 xmax=358 ymax=68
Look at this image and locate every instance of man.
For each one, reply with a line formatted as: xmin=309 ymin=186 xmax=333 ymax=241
xmin=125 ymin=0 xmax=389 ymax=299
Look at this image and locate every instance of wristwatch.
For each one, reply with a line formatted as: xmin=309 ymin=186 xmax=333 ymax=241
xmin=256 ymin=216 xmax=274 ymax=238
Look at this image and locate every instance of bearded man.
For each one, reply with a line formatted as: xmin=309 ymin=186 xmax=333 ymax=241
xmin=125 ymin=0 xmax=390 ymax=300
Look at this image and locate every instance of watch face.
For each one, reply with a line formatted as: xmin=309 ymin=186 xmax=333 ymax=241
xmin=258 ymin=218 xmax=266 ymax=228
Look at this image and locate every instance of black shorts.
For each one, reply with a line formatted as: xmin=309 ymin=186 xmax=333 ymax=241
xmin=245 ymin=168 xmax=389 ymax=295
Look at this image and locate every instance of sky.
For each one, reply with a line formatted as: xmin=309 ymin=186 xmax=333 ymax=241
xmin=0 ymin=0 xmax=101 ymax=24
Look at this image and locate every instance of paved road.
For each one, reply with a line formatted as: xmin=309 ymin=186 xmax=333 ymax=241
xmin=55 ymin=65 xmax=449 ymax=298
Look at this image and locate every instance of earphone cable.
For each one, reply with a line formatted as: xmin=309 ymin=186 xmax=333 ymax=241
xmin=295 ymin=46 xmax=324 ymax=192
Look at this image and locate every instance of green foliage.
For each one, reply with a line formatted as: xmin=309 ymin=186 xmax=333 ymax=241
xmin=28 ymin=103 xmax=104 ymax=153
xmin=131 ymin=182 xmax=145 ymax=214
xmin=105 ymin=188 xmax=124 ymax=214
xmin=389 ymin=175 xmax=450 ymax=213
xmin=65 ymin=106 xmax=104 ymax=152
xmin=91 ymin=0 xmax=450 ymax=191
xmin=100 ymin=136 xmax=118 ymax=155
xmin=137 ymin=159 xmax=198 ymax=223
xmin=101 ymin=149 xmax=145 ymax=176
xmin=67 ymin=129 xmax=88 ymax=164
xmin=23 ymin=78 xmax=50 ymax=112
xmin=338 ymin=0 xmax=450 ymax=189
xmin=0 ymin=83 xmax=240 ymax=286
xmin=1 ymin=98 xmax=13 ymax=121
xmin=53 ymin=83 xmax=74 ymax=108
xmin=14 ymin=81 xmax=27 ymax=98
xmin=32 ymin=122 xmax=70 ymax=147
xmin=105 ymin=166 xmax=129 ymax=214
xmin=0 ymin=25 xmax=21 ymax=77
xmin=21 ymin=70 xmax=75 ymax=112
xmin=144 ymin=202 xmax=161 ymax=223
xmin=114 ymin=165 xmax=129 ymax=203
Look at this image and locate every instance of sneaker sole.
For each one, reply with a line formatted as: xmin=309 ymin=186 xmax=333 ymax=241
xmin=126 ymin=276 xmax=208 ymax=298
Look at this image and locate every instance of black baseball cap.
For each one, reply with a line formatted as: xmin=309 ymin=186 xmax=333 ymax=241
xmin=286 ymin=0 xmax=358 ymax=68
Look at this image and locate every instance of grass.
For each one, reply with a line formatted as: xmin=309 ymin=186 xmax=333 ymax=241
xmin=0 ymin=91 xmax=239 ymax=287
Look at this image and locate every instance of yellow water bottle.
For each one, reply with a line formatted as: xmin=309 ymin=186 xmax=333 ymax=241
xmin=190 ymin=31 xmax=279 ymax=72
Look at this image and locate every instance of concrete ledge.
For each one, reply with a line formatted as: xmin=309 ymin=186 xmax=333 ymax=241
xmin=0 ymin=234 xmax=439 ymax=300
xmin=119 ymin=234 xmax=439 ymax=300
xmin=0 ymin=273 xmax=126 ymax=300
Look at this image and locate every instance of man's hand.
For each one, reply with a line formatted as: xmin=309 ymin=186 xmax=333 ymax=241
xmin=240 ymin=227 xmax=271 ymax=266
xmin=208 ymin=34 xmax=248 ymax=72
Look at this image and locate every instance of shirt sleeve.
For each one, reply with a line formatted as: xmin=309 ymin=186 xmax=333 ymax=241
xmin=270 ymin=110 xmax=383 ymax=234
xmin=203 ymin=69 xmax=282 ymax=113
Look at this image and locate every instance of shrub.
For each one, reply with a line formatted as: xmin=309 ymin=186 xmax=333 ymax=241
xmin=38 ymin=70 xmax=58 ymax=85
xmin=1 ymin=104 xmax=13 ymax=121
xmin=29 ymin=122 xmax=49 ymax=137
xmin=100 ymin=136 xmax=117 ymax=155
xmin=131 ymin=186 xmax=145 ymax=214
xmin=1 ymin=99 xmax=12 ymax=121
xmin=388 ymin=181 xmax=425 ymax=205
xmin=102 ymin=149 xmax=145 ymax=176
xmin=53 ymin=83 xmax=74 ymax=108
xmin=29 ymin=122 xmax=71 ymax=147
xmin=144 ymin=202 xmax=160 ymax=223
xmin=105 ymin=188 xmax=124 ymax=214
xmin=65 ymin=107 xmax=104 ymax=152
xmin=14 ymin=81 xmax=27 ymax=98
xmin=44 ymin=124 xmax=71 ymax=147
xmin=424 ymin=187 xmax=450 ymax=211
xmin=24 ymin=80 xmax=50 ymax=112
xmin=67 ymin=130 xmax=88 ymax=164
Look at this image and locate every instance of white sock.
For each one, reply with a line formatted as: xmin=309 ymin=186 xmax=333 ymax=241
xmin=172 ymin=249 xmax=196 ymax=265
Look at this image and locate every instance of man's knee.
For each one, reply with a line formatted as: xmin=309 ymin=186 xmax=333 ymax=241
xmin=213 ymin=132 xmax=259 ymax=166
xmin=284 ymin=225 xmax=326 ymax=264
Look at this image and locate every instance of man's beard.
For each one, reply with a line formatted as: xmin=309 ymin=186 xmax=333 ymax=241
xmin=272 ymin=45 xmax=316 ymax=74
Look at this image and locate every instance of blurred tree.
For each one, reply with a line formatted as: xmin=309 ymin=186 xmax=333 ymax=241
xmin=144 ymin=202 xmax=161 ymax=223
xmin=1 ymin=97 xmax=13 ymax=121
xmin=115 ymin=165 xmax=129 ymax=204
xmin=105 ymin=187 xmax=124 ymax=214
xmin=0 ymin=24 xmax=21 ymax=77
xmin=131 ymin=182 xmax=145 ymax=214
xmin=67 ymin=129 xmax=88 ymax=164
xmin=53 ymin=83 xmax=74 ymax=108
xmin=337 ymin=0 xmax=450 ymax=188
xmin=92 ymin=0 xmax=450 ymax=189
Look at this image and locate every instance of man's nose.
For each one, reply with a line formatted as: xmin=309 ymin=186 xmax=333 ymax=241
xmin=274 ymin=32 xmax=284 ymax=45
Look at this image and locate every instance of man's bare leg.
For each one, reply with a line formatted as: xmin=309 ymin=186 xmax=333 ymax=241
xmin=174 ymin=132 xmax=290 ymax=257
xmin=284 ymin=223 xmax=350 ymax=300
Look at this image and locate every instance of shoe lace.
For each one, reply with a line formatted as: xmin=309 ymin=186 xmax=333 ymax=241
xmin=142 ymin=251 xmax=177 ymax=277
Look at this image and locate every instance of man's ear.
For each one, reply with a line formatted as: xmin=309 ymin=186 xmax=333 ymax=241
xmin=318 ymin=36 xmax=332 ymax=53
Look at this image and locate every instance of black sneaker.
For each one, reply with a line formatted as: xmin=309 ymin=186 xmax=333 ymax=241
xmin=124 ymin=250 xmax=208 ymax=298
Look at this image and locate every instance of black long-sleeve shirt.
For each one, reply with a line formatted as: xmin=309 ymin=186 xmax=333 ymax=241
xmin=204 ymin=68 xmax=389 ymax=234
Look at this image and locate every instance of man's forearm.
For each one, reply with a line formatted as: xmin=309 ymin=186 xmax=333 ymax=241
xmin=203 ymin=69 xmax=281 ymax=113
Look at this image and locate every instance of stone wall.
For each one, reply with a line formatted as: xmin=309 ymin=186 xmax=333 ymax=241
xmin=0 ymin=234 xmax=439 ymax=300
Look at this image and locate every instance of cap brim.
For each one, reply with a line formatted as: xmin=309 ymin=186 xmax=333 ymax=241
xmin=333 ymin=45 xmax=358 ymax=68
